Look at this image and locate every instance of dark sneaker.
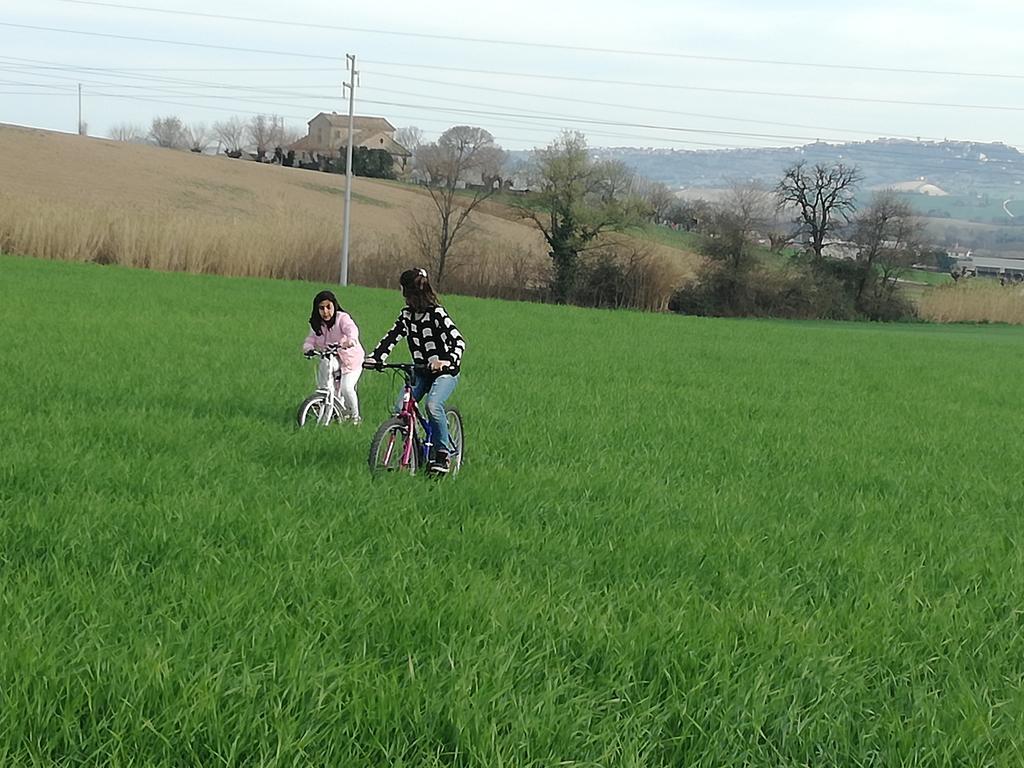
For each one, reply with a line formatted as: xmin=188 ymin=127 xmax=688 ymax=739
xmin=429 ymin=452 xmax=451 ymax=474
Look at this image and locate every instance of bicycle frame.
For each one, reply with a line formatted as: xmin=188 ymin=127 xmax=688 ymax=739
xmin=316 ymin=354 xmax=343 ymax=425
xmin=393 ymin=377 xmax=438 ymax=468
xmin=302 ymin=346 xmax=347 ymax=426
xmin=368 ymin=362 xmax=462 ymax=476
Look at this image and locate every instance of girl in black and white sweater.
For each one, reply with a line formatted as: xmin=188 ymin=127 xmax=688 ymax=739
xmin=364 ymin=268 xmax=466 ymax=472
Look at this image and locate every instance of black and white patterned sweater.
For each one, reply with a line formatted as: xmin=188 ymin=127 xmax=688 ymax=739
xmin=369 ymin=305 xmax=466 ymax=375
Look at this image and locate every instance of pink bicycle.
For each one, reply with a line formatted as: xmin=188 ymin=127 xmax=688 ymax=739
xmin=366 ymin=363 xmax=463 ymax=476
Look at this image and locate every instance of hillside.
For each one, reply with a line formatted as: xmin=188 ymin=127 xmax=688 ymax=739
xmin=0 ymin=123 xmax=698 ymax=299
xmin=578 ymin=137 xmax=1024 ymax=256
xmin=589 ymin=138 xmax=1024 ymax=195
xmin=4 ymin=254 xmax=1024 ymax=764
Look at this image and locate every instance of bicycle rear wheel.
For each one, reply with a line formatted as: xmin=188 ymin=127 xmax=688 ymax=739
xmin=368 ymin=417 xmax=419 ymax=474
xmin=445 ymin=407 xmax=464 ymax=474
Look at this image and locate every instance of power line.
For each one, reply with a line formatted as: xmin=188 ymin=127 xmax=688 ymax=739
xmin=47 ymin=0 xmax=1024 ymax=82
xmin=10 ymin=62 xmax=1024 ymax=169
xmin=0 ymin=55 xmax=980 ymax=148
xmin=363 ymin=70 xmax=947 ymax=142
xmin=5 ymin=61 xmax=1020 ymax=173
xmin=1 ymin=64 xmax=772 ymax=149
xmin=362 ymin=60 xmax=1024 ymax=114
xmin=79 ymin=89 xmax=762 ymax=150
xmin=360 ymin=89 xmax=825 ymax=143
xmin=0 ymin=64 xmax=340 ymax=103
xmin=5 ymin=66 xmax=755 ymax=148
xmin=0 ymin=21 xmax=347 ymax=62
xmin=0 ymin=57 xmax=950 ymax=141
xmin=6 ymin=22 xmax=1024 ymax=114
xmin=0 ymin=79 xmax=76 ymax=90
xmin=0 ymin=61 xmax=884 ymax=145
xmin=17 ymin=84 xmax=1024 ymax=178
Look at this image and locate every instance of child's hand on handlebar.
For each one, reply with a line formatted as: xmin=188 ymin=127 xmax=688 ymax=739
xmin=429 ymin=359 xmax=451 ymax=372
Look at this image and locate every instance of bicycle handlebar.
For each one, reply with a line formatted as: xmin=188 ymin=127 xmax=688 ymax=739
xmin=305 ymin=344 xmax=340 ymax=358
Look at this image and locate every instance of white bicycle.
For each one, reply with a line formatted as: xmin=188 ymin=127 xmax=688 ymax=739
xmin=296 ymin=344 xmax=351 ymax=427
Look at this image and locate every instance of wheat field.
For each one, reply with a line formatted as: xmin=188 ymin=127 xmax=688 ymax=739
xmin=3 ymin=254 xmax=1024 ymax=765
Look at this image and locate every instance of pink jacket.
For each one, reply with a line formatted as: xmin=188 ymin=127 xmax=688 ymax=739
xmin=302 ymin=311 xmax=365 ymax=373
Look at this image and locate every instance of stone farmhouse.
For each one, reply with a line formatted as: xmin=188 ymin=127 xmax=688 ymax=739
xmin=288 ymin=113 xmax=412 ymax=171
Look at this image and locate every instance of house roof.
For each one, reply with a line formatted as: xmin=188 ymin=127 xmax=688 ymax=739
xmin=357 ymin=131 xmax=411 ymax=157
xmin=309 ymin=113 xmax=395 ymax=133
xmin=968 ymin=255 xmax=1024 ymax=270
xmin=288 ymin=135 xmax=322 ymax=152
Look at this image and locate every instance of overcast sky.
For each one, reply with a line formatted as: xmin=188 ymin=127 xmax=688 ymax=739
xmin=3 ymin=0 xmax=1024 ymax=153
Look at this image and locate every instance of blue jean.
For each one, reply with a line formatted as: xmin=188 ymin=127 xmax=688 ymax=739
xmin=398 ymin=373 xmax=459 ymax=455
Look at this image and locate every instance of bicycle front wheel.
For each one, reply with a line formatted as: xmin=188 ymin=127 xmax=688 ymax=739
xmin=368 ymin=417 xmax=419 ymax=475
xmin=296 ymin=394 xmax=336 ymax=427
xmin=445 ymin=407 xmax=464 ymax=474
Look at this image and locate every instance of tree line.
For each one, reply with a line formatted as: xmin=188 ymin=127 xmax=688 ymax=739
xmin=109 ymin=114 xmax=302 ymax=161
xmin=667 ymin=163 xmax=927 ymax=320
xmin=111 ymin=112 xmax=931 ymax=319
xmin=408 ymin=126 xmax=927 ymax=320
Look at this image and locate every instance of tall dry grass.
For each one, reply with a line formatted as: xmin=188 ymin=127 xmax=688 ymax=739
xmin=0 ymin=193 xmax=343 ymax=280
xmin=918 ymin=280 xmax=1024 ymax=324
xmin=0 ymin=192 xmax=551 ymax=293
xmin=0 ymin=192 xmax=687 ymax=309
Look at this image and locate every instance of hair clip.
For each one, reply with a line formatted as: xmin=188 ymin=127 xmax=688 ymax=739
xmin=417 ymin=268 xmax=427 ymax=278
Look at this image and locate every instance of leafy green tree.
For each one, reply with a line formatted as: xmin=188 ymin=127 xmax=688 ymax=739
xmin=518 ymin=131 xmax=646 ymax=303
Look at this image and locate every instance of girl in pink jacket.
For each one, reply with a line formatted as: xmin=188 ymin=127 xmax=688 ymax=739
xmin=302 ymin=290 xmax=365 ymax=424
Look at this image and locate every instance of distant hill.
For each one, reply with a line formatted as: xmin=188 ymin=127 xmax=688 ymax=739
xmin=583 ymin=139 xmax=1024 ymax=197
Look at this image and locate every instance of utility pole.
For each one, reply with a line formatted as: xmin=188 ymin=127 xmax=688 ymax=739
xmin=77 ymin=83 xmax=83 ymax=135
xmin=340 ymin=53 xmax=358 ymax=286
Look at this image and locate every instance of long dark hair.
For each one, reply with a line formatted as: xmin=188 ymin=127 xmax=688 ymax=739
xmin=309 ymin=290 xmax=343 ymax=335
xmin=399 ymin=268 xmax=439 ymax=312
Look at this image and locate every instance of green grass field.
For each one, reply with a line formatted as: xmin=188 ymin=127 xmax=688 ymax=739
xmin=632 ymin=223 xmax=703 ymax=252
xmin=3 ymin=254 xmax=1024 ymax=766
xmin=897 ymin=191 xmax=1015 ymax=224
xmin=903 ymin=268 xmax=953 ymax=286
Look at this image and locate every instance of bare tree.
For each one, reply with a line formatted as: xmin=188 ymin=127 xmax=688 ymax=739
xmin=414 ymin=125 xmax=506 ymax=286
xmin=703 ymin=183 xmax=773 ymax=278
xmin=666 ymin=197 xmax=713 ymax=233
xmin=149 ymin=116 xmax=185 ymax=149
xmin=395 ymin=126 xmax=424 ymax=154
xmin=395 ymin=126 xmax=425 ymax=179
xmin=280 ymin=124 xmax=303 ymax=148
xmin=246 ymin=113 xmax=285 ymax=161
xmin=851 ymin=190 xmax=924 ymax=304
xmin=109 ymin=122 xmax=145 ymax=142
xmin=776 ymin=161 xmax=861 ymax=261
xmin=598 ymin=160 xmax=637 ymax=203
xmin=642 ymin=181 xmax=677 ymax=223
xmin=184 ymin=122 xmax=212 ymax=153
xmin=213 ymin=116 xmax=246 ymax=154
